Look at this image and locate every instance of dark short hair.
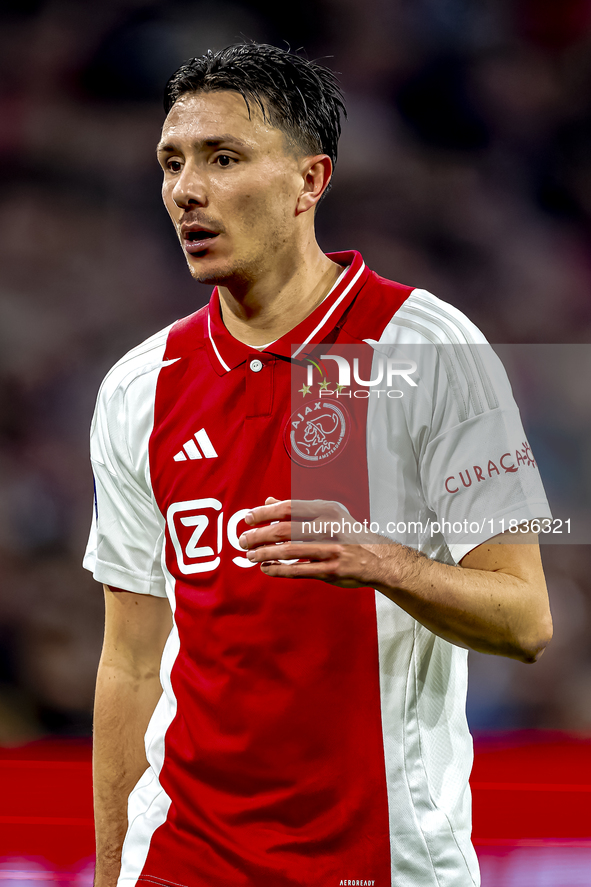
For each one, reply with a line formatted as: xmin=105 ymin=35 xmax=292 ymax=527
xmin=163 ymin=43 xmax=346 ymax=171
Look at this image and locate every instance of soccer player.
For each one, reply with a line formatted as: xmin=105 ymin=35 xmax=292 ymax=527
xmin=85 ymin=43 xmax=553 ymax=887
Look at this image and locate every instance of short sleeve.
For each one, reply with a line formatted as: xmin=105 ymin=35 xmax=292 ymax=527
xmin=83 ymin=351 xmax=168 ymax=597
xmin=419 ymin=340 xmax=551 ymax=561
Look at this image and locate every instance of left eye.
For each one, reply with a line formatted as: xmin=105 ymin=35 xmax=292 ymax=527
xmin=216 ymin=155 xmax=233 ymax=167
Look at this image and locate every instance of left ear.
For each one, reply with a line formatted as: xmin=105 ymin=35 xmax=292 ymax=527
xmin=295 ymin=155 xmax=333 ymax=215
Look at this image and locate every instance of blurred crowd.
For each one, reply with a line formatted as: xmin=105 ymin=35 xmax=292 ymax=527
xmin=0 ymin=0 xmax=591 ymax=742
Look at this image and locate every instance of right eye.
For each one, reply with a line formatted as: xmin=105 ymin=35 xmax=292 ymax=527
xmin=166 ymin=159 xmax=182 ymax=172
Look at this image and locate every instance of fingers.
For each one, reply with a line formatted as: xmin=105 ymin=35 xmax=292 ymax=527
xmin=244 ymin=499 xmax=292 ymax=527
xmin=257 ymin=557 xmax=369 ymax=588
xmin=259 ymin=559 xmax=342 ymax=580
xmin=244 ymin=498 xmax=352 ymax=527
xmin=239 ymin=521 xmax=293 ymax=550
xmin=239 ymin=520 xmax=348 ymax=551
xmin=240 ymin=506 xmax=370 ymax=554
xmin=236 ymin=498 xmax=385 ymax=589
xmin=246 ymin=542 xmax=342 ymax=565
xmin=240 ymin=498 xmax=333 ymax=551
xmin=240 ymin=498 xmax=387 ymax=564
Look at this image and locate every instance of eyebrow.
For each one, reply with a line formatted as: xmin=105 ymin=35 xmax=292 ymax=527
xmin=156 ymin=135 xmax=250 ymax=154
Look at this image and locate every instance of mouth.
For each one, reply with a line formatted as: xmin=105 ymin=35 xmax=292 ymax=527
xmin=182 ymin=229 xmax=220 ymax=255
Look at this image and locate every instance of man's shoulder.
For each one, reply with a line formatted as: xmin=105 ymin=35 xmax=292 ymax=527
xmin=360 ymin=270 xmax=488 ymax=346
xmin=97 ymin=306 xmax=209 ymax=403
xmin=386 ymin=286 xmax=488 ymax=345
xmin=97 ymin=323 xmax=175 ymax=405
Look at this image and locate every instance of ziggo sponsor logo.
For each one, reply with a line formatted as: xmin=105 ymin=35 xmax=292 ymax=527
xmin=166 ymin=499 xmax=297 ymax=575
xmin=445 ymin=442 xmax=536 ymax=494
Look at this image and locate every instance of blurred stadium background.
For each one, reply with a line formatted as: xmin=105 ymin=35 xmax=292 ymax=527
xmin=0 ymin=0 xmax=590 ymax=883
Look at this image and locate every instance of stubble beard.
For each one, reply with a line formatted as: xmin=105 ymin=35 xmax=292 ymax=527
xmin=186 ymin=257 xmax=255 ymax=290
xmin=183 ymin=213 xmax=293 ymax=290
xmin=184 ymin=242 xmax=268 ymax=291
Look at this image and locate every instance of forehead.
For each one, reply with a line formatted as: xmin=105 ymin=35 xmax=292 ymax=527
xmin=159 ymin=90 xmax=287 ymax=153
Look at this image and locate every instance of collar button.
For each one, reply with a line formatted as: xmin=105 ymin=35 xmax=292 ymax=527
xmin=249 ymin=358 xmax=264 ymax=373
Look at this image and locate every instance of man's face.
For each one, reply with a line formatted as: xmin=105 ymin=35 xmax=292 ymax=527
xmin=158 ymin=90 xmax=306 ymax=286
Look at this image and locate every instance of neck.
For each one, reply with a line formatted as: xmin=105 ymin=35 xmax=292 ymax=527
xmin=217 ymin=239 xmax=342 ymax=347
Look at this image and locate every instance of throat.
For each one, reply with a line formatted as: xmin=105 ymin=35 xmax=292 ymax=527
xmin=219 ymin=260 xmax=345 ymax=347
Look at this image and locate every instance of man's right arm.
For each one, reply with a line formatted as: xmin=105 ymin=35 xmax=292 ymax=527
xmin=94 ymin=585 xmax=173 ymax=887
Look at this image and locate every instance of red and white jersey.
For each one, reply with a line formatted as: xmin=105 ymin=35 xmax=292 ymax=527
xmin=85 ymin=251 xmax=550 ymax=887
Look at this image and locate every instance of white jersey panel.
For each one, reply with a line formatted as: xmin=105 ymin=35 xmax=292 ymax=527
xmin=83 ymin=326 xmax=175 ymax=597
xmin=119 ymin=583 xmax=180 ymax=887
xmin=374 ymin=593 xmax=479 ymax=886
xmin=367 ymin=288 xmax=549 ymax=886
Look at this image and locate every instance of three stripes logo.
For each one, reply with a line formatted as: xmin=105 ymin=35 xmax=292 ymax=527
xmin=174 ymin=428 xmax=218 ymax=462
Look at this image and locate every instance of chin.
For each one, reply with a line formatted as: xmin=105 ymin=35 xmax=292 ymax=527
xmin=185 ymin=254 xmax=247 ymax=287
xmin=186 ymin=256 xmax=227 ymax=284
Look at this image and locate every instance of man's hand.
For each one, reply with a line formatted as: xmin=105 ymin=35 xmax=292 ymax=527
xmin=240 ymin=498 xmax=553 ymax=663
xmin=240 ymin=497 xmax=397 ymax=588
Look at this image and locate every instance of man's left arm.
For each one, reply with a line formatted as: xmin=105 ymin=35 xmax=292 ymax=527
xmin=239 ymin=501 xmax=552 ymax=664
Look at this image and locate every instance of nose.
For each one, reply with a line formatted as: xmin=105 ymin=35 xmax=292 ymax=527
xmin=171 ymin=162 xmax=208 ymax=209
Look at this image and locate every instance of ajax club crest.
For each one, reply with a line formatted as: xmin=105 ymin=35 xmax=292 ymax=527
xmin=284 ymin=400 xmax=349 ymax=467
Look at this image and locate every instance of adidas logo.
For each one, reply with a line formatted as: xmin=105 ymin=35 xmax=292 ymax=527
xmin=174 ymin=428 xmax=218 ymax=462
